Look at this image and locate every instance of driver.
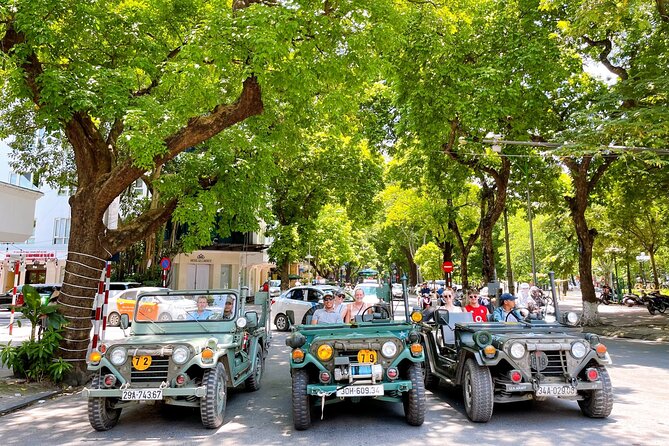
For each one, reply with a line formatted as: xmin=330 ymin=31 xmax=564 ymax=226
xmin=490 ymin=293 xmax=524 ymax=322
xmin=311 ymin=292 xmax=344 ymax=324
xmin=188 ymin=296 xmax=213 ymax=320
xmin=223 ymin=296 xmax=235 ymax=319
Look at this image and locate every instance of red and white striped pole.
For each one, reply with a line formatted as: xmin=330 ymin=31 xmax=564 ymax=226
xmin=100 ymin=262 xmax=111 ymax=343
xmin=8 ymin=260 xmax=20 ymax=336
xmin=90 ymin=265 xmax=107 ymax=353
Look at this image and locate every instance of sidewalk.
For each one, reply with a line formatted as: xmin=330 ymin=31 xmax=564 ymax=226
xmin=557 ymin=290 xmax=669 ymax=342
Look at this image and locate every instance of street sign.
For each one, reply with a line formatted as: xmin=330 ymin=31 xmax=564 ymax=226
xmin=160 ymin=257 xmax=171 ymax=270
xmin=442 ymin=261 xmax=454 ymax=273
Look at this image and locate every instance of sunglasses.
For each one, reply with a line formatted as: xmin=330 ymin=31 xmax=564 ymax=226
xmin=323 ymin=297 xmax=334 ymax=301
xmin=470 ymin=295 xmax=479 ymax=298
xmin=225 ymin=302 xmax=233 ymax=305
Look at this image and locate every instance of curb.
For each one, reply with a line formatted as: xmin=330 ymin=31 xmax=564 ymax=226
xmin=0 ymin=389 xmax=60 ymax=415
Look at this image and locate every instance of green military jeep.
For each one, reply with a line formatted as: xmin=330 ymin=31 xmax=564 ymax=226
xmin=285 ymin=304 xmax=426 ymax=430
xmin=83 ymin=289 xmax=271 ymax=430
xmin=420 ymin=301 xmax=613 ymax=422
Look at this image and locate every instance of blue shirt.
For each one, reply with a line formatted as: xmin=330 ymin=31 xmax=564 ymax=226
xmin=188 ymin=309 xmax=213 ymax=321
xmin=490 ymin=306 xmax=523 ymax=322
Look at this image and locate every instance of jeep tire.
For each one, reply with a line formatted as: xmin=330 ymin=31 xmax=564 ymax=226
xmin=292 ymin=369 xmax=311 ymax=430
xmin=245 ymin=347 xmax=264 ymax=391
xmin=578 ymin=365 xmax=613 ymax=418
xmin=462 ymin=358 xmax=493 ymax=422
xmin=275 ymin=313 xmax=290 ymax=331
xmin=423 ymin=359 xmax=439 ymax=391
xmin=403 ymin=363 xmax=426 ymax=426
xmin=200 ymin=362 xmax=228 ymax=428
xmin=88 ymin=374 xmax=122 ymax=431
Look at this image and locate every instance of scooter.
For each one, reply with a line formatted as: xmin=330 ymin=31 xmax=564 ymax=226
xmin=622 ymin=292 xmax=645 ymax=307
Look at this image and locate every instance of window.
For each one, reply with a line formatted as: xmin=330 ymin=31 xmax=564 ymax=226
xmin=131 ymin=178 xmax=144 ymax=196
xmin=53 ymin=218 xmax=71 ymax=245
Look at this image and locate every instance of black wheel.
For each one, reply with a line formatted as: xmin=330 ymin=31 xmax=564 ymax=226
xmin=158 ymin=312 xmax=172 ymax=321
xmin=200 ymin=363 xmax=227 ymax=428
xmin=578 ymin=365 xmax=613 ymax=418
xmin=245 ymin=347 xmax=264 ymax=391
xmin=648 ymin=303 xmax=657 ymax=315
xmin=659 ymin=301 xmax=668 ymax=314
xmin=87 ymin=374 xmax=122 ymax=431
xmin=275 ymin=313 xmax=290 ymax=331
xmin=423 ymin=359 xmax=439 ymax=391
xmin=403 ymin=363 xmax=426 ymax=426
xmin=292 ymin=369 xmax=312 ymax=430
xmin=107 ymin=312 xmax=121 ymax=327
xmin=462 ymin=358 xmax=493 ymax=422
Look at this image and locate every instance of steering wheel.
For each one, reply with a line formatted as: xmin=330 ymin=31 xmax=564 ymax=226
xmin=506 ymin=310 xmax=520 ymax=322
xmin=369 ymin=304 xmax=391 ymax=320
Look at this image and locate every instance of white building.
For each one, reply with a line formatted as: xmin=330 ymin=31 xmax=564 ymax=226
xmin=0 ymin=139 xmax=274 ymax=294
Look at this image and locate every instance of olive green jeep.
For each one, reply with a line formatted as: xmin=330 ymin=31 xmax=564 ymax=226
xmin=83 ymin=289 xmax=271 ymax=430
xmin=285 ymin=304 xmax=426 ymax=430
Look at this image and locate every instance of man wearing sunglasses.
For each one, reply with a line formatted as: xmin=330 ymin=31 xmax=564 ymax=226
xmin=311 ymin=292 xmax=344 ymax=325
xmin=464 ymin=288 xmax=488 ymax=322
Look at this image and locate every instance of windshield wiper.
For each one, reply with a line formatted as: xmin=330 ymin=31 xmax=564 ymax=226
xmin=136 ymin=309 xmax=166 ymax=334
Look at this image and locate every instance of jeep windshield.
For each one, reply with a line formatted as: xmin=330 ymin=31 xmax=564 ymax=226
xmin=133 ymin=292 xmax=237 ymax=323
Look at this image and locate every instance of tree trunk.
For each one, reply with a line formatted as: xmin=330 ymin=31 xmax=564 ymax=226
xmin=57 ymin=193 xmax=108 ymax=384
xmin=401 ymin=246 xmax=417 ymax=287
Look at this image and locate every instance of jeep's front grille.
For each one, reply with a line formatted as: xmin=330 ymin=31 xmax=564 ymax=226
xmin=130 ymin=356 xmax=169 ymax=385
xmin=531 ymin=350 xmax=568 ymax=377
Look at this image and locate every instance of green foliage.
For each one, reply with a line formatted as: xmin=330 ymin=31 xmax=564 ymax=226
xmin=414 ymin=242 xmax=443 ymax=281
xmin=0 ymin=330 xmax=71 ymax=383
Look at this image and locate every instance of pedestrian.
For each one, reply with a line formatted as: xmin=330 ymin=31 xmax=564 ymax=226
xmin=463 ymin=288 xmax=489 ymax=322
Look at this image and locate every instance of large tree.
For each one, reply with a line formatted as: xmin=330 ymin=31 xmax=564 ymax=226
xmin=0 ymin=0 xmax=394 ymax=382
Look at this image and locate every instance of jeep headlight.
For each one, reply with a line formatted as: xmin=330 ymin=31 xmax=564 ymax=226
xmin=509 ymin=343 xmax=526 ymax=359
xmin=570 ymin=341 xmax=588 ymax=359
xmin=381 ymin=341 xmax=397 ymax=358
xmin=172 ymin=346 xmax=190 ymax=365
xmin=317 ymin=344 xmax=333 ymax=361
xmin=110 ymin=347 xmax=127 ymax=366
xmin=564 ymin=312 xmax=579 ymax=326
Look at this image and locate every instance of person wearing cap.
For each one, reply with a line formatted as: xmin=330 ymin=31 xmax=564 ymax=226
xmin=311 ymin=292 xmax=344 ymax=324
xmin=223 ymin=296 xmax=235 ymax=319
xmin=490 ymin=293 xmax=524 ymax=322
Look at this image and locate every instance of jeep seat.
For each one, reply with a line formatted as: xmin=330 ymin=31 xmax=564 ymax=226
xmin=440 ymin=311 xmax=473 ymax=345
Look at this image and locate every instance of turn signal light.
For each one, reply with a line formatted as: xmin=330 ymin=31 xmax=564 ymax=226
xmin=509 ymin=370 xmax=522 ymax=383
xmin=483 ymin=345 xmax=497 ymax=358
xmin=319 ymin=371 xmax=331 ymax=383
xmin=410 ymin=311 xmax=423 ymax=323
xmin=201 ymin=348 xmax=214 ymax=360
xmin=387 ymin=367 xmax=399 ymax=380
xmin=99 ymin=344 xmax=107 ymax=354
xmin=410 ymin=343 xmax=423 ymax=356
xmin=103 ymin=374 xmax=116 ymax=387
xmin=89 ymin=350 xmax=102 ymax=363
xmin=175 ymin=374 xmax=187 ymax=386
xmin=595 ymin=344 xmax=607 ymax=356
xmin=292 ymin=348 xmax=305 ymax=363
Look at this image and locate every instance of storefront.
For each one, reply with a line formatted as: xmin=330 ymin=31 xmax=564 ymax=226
xmin=0 ymin=250 xmax=65 ymax=292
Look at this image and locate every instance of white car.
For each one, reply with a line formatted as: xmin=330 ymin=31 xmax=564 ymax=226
xmin=353 ymin=282 xmax=383 ymax=305
xmin=271 ymin=285 xmax=342 ymax=331
xmin=268 ymin=279 xmax=282 ymax=297
xmin=391 ymin=283 xmax=404 ymax=299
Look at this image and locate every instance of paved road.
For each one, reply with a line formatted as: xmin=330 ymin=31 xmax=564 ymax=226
xmin=1 ymin=331 xmax=668 ymax=446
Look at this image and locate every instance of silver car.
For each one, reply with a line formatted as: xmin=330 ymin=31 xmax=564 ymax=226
xmin=271 ymin=285 xmax=342 ymax=331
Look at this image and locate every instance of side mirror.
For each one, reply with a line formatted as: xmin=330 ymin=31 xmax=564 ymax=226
xmin=120 ymin=313 xmax=129 ymax=330
xmin=245 ymin=311 xmax=259 ymax=329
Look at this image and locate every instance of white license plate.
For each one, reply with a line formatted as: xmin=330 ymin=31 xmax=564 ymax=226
xmin=536 ymin=385 xmax=578 ymax=397
xmin=121 ymin=388 xmax=163 ymax=400
xmin=336 ymin=385 xmax=384 ymax=397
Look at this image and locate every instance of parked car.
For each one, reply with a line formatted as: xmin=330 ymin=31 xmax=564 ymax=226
xmin=391 ymin=283 xmax=404 ymax=299
xmin=107 ymin=286 xmax=171 ymax=326
xmin=272 ymin=285 xmax=343 ymax=331
xmin=268 ymin=279 xmax=282 ymax=298
xmin=353 ymin=282 xmax=383 ymax=305
xmin=0 ymin=283 xmax=61 ymax=310
xmin=108 ymin=282 xmax=142 ymax=298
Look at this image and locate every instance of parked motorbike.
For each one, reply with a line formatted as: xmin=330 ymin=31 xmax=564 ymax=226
xmin=622 ymin=293 xmax=645 ymax=307
xmin=643 ymin=291 xmax=669 ymax=315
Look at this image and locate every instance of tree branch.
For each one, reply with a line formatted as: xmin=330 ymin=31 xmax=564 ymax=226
xmin=582 ymin=35 xmax=629 ymax=81
xmin=587 ymin=154 xmax=618 ymax=191
xmin=104 ymin=199 xmax=179 ymax=253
